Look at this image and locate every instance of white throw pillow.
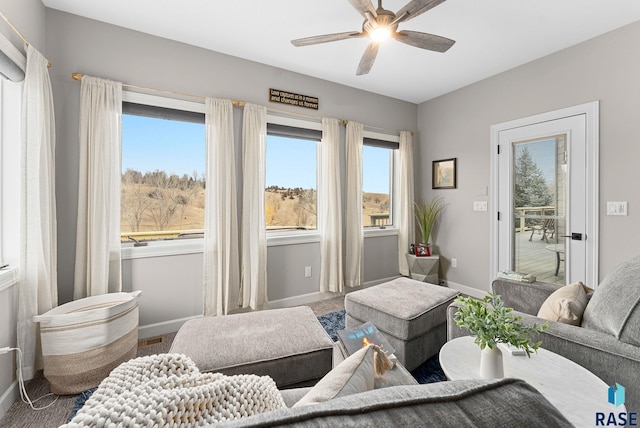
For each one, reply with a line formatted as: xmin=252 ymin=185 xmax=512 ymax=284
xmin=293 ymin=344 xmax=377 ymax=407
xmin=537 ymin=281 xmax=590 ymax=325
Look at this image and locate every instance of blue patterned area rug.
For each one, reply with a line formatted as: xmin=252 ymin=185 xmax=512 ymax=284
xmin=316 ymin=309 xmax=346 ymax=342
xmin=317 ymin=309 xmax=447 ymax=385
xmin=70 ymin=387 xmax=96 ymax=421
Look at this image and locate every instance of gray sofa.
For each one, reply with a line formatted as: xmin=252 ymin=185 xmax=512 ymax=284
xmin=219 ymin=378 xmax=572 ymax=427
xmin=447 ymin=254 xmax=640 ymax=412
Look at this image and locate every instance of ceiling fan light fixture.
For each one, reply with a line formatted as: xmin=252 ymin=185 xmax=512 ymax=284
xmin=290 ymin=0 xmax=455 ymax=76
xmin=369 ymin=26 xmax=391 ymax=42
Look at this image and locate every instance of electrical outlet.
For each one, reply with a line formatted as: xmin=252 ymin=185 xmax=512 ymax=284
xmin=473 ymin=201 xmax=488 ymax=212
xmin=451 ymin=258 xmax=457 ymax=268
xmin=304 ymin=266 xmax=312 ymax=278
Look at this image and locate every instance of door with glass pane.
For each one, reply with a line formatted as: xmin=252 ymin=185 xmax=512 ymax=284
xmin=493 ymin=107 xmax=598 ymax=287
xmin=511 ymin=134 xmax=568 ymax=283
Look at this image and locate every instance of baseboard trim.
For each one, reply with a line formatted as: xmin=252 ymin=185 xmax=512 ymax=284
xmin=0 ymin=380 xmax=18 ymax=421
xmin=444 ymin=280 xmax=488 ymax=299
xmin=138 ymin=315 xmax=202 ymax=339
xmin=138 ymin=277 xmax=402 ymax=338
xmin=363 ymin=275 xmax=401 ymax=288
xmin=266 ymin=291 xmax=340 ymax=310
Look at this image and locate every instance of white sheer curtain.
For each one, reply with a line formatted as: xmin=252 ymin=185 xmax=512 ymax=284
xmin=240 ymin=103 xmax=267 ymax=309
xmin=74 ymin=76 xmax=122 ymax=298
xmin=344 ymin=121 xmax=363 ymax=287
xmin=203 ymin=98 xmax=240 ymax=316
xmin=319 ymin=118 xmax=343 ymax=293
xmin=396 ymin=131 xmax=415 ymax=276
xmin=17 ymin=45 xmax=58 ymax=378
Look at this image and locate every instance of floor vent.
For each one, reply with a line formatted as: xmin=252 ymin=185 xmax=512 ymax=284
xmin=138 ymin=336 xmax=164 ymax=348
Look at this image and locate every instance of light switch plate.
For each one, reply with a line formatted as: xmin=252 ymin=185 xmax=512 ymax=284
xmin=607 ymin=201 xmax=628 ymax=216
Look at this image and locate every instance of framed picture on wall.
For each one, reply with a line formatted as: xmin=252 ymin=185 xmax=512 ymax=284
xmin=433 ymin=158 xmax=457 ymax=189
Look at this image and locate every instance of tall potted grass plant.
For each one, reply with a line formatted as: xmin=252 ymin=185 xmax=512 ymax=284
xmin=413 ymin=197 xmax=445 ymax=247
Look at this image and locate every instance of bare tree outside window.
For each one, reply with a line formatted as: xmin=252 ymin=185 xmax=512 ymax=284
xmin=121 ymin=113 xmax=205 ymax=241
xmin=362 ymin=145 xmax=392 ymax=227
xmin=121 ymin=169 xmax=205 ymax=239
xmin=265 ymin=135 xmax=317 ymax=232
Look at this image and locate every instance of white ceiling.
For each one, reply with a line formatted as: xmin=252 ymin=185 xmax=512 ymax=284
xmin=43 ymin=0 xmax=640 ymax=104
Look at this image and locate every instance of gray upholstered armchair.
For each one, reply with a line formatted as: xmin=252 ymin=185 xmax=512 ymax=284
xmin=446 ymin=255 xmax=640 ymax=412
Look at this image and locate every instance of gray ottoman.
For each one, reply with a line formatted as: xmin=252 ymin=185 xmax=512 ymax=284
xmin=345 ymin=277 xmax=459 ymax=371
xmin=170 ymin=306 xmax=334 ymax=388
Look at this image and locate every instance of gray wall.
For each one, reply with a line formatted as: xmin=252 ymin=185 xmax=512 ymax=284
xmin=417 ymin=21 xmax=640 ymax=292
xmin=0 ymin=0 xmax=46 ymax=51
xmin=45 ymin=10 xmax=413 ymax=331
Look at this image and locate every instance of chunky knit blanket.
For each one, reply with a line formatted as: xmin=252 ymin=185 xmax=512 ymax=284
xmin=62 ymin=353 xmax=286 ymax=427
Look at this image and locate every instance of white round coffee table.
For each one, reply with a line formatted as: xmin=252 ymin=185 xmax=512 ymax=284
xmin=440 ymin=336 xmax=625 ymax=427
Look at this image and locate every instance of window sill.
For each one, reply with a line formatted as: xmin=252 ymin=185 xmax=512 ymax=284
xmin=119 ymin=227 xmax=396 ymax=259
xmin=121 ymin=239 xmax=204 ymax=260
xmin=267 ymin=231 xmax=321 ymax=247
xmin=120 ymin=231 xmax=323 ymax=259
xmin=364 ymin=227 xmax=398 ymax=238
xmin=0 ymin=266 xmax=19 ymax=292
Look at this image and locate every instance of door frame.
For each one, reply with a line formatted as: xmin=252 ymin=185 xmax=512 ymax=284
xmin=489 ymin=101 xmax=599 ymax=287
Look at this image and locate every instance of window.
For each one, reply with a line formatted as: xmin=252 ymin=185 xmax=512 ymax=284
xmin=265 ymin=122 xmax=320 ymax=233
xmin=362 ymin=136 xmax=397 ymax=228
xmin=0 ymin=77 xmax=21 ymax=269
xmin=121 ymin=96 xmax=206 ymax=243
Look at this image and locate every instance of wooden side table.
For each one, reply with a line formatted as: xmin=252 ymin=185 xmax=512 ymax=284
xmin=405 ymin=253 xmax=440 ymax=284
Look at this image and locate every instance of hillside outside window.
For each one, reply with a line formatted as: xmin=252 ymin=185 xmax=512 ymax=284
xmin=121 ymin=102 xmax=205 ymax=242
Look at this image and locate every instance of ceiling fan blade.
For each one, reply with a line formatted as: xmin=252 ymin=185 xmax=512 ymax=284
xmin=356 ymin=42 xmax=380 ymax=76
xmin=347 ymin=0 xmax=378 ymax=19
xmin=291 ymin=31 xmax=363 ymax=47
xmin=394 ymin=0 xmax=446 ymax=25
xmin=393 ymin=30 xmax=455 ymax=52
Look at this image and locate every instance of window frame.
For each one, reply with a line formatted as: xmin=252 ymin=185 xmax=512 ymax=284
xmin=265 ymin=114 xmax=321 ymax=246
xmin=0 ymin=77 xmax=22 ymax=288
xmin=120 ymin=91 xmax=206 ymax=260
xmin=362 ymin=130 xmax=399 ymax=236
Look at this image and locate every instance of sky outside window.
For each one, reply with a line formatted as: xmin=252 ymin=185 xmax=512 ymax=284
xmin=123 ymin=118 xmax=392 ymax=193
xmin=265 ymin=135 xmax=316 ymax=189
xmin=363 ymin=145 xmax=391 ymax=194
xmin=122 ymin=114 xmax=205 ymax=177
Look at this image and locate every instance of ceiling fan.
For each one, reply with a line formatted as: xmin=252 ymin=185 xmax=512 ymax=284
xmin=291 ymin=0 xmax=455 ymax=76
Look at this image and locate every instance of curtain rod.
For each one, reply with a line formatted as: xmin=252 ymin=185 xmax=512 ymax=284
xmin=71 ymin=72 xmax=413 ymax=136
xmin=0 ymin=11 xmax=51 ymax=68
xmin=72 ymin=72 xmax=247 ymax=107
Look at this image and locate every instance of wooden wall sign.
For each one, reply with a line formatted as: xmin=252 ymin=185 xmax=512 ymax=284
xmin=269 ymin=88 xmax=318 ymax=110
